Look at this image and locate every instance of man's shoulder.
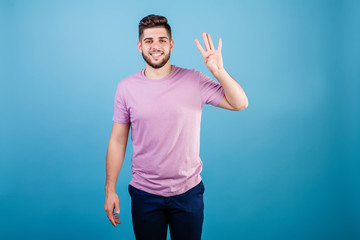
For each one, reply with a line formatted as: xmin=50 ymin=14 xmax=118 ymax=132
xmin=174 ymin=65 xmax=196 ymax=72
xmin=116 ymin=69 xmax=143 ymax=86
xmin=173 ymin=65 xmax=201 ymax=77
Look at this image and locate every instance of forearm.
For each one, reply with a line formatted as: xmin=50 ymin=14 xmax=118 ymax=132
xmin=212 ymin=68 xmax=248 ymax=109
xmin=105 ymin=140 xmax=127 ymax=193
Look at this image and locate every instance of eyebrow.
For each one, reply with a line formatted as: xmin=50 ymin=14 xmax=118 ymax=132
xmin=143 ymin=36 xmax=169 ymax=41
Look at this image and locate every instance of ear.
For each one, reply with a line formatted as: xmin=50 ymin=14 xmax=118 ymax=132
xmin=170 ymin=39 xmax=174 ymax=52
xmin=137 ymin=41 xmax=142 ymax=53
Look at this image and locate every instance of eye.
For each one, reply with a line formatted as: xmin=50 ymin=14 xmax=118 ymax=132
xmin=160 ymin=39 xmax=167 ymax=43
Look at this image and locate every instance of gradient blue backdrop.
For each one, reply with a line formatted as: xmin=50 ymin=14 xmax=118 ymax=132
xmin=1 ymin=0 xmax=359 ymax=239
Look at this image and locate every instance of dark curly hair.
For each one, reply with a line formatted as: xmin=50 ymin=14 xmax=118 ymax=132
xmin=139 ymin=14 xmax=172 ymax=40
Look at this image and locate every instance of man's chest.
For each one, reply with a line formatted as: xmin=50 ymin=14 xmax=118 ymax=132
xmin=126 ymin=81 xmax=201 ymax=124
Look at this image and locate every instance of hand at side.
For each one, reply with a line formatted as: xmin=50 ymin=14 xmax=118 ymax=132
xmin=104 ymin=191 xmax=121 ymax=227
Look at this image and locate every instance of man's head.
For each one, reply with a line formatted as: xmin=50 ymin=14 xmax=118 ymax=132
xmin=139 ymin=14 xmax=171 ymax=41
xmin=137 ymin=15 xmax=174 ymax=69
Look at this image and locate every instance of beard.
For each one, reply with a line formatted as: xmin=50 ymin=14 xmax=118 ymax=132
xmin=142 ymin=51 xmax=171 ymax=69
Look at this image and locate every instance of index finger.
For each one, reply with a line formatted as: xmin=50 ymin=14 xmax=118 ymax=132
xmin=194 ymin=39 xmax=206 ymax=56
xmin=107 ymin=214 xmax=117 ymax=227
xmin=105 ymin=210 xmax=117 ymax=227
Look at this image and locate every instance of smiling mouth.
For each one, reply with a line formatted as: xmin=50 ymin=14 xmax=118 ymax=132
xmin=150 ymin=52 xmax=163 ymax=56
xmin=149 ymin=52 xmax=163 ymax=60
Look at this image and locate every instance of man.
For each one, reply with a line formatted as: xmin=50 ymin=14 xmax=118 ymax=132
xmin=104 ymin=14 xmax=248 ymax=240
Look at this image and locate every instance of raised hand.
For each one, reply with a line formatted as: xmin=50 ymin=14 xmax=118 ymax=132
xmin=195 ymin=32 xmax=223 ymax=74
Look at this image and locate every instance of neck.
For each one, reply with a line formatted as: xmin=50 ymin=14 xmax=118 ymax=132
xmin=144 ymin=61 xmax=172 ymax=80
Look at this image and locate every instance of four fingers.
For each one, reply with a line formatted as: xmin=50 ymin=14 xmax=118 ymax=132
xmin=195 ymin=32 xmax=222 ymax=55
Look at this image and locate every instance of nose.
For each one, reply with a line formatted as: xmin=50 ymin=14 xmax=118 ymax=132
xmin=151 ymin=41 xmax=161 ymax=50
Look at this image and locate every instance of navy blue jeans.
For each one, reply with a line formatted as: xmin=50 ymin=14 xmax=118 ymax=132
xmin=128 ymin=181 xmax=205 ymax=240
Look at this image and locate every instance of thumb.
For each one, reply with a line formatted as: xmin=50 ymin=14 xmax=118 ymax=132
xmin=115 ymin=205 xmax=120 ymax=214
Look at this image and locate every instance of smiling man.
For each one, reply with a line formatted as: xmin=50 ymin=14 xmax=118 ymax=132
xmin=104 ymin=14 xmax=248 ymax=240
xmin=140 ymin=27 xmax=172 ymax=69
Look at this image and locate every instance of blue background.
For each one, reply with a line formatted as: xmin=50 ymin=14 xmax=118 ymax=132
xmin=1 ymin=0 xmax=359 ymax=239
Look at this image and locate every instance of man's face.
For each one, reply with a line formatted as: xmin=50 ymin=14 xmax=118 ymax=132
xmin=137 ymin=27 xmax=174 ymax=69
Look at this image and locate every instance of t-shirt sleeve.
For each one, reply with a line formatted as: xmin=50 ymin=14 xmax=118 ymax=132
xmin=112 ymin=82 xmax=130 ymax=123
xmin=198 ymin=71 xmax=225 ymax=106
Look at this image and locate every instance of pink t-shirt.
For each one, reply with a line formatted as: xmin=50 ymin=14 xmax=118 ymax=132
xmin=113 ymin=65 xmax=224 ymax=197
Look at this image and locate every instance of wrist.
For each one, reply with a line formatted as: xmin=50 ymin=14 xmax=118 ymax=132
xmin=105 ymin=185 xmax=116 ymax=194
xmin=212 ymin=67 xmax=227 ymax=79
